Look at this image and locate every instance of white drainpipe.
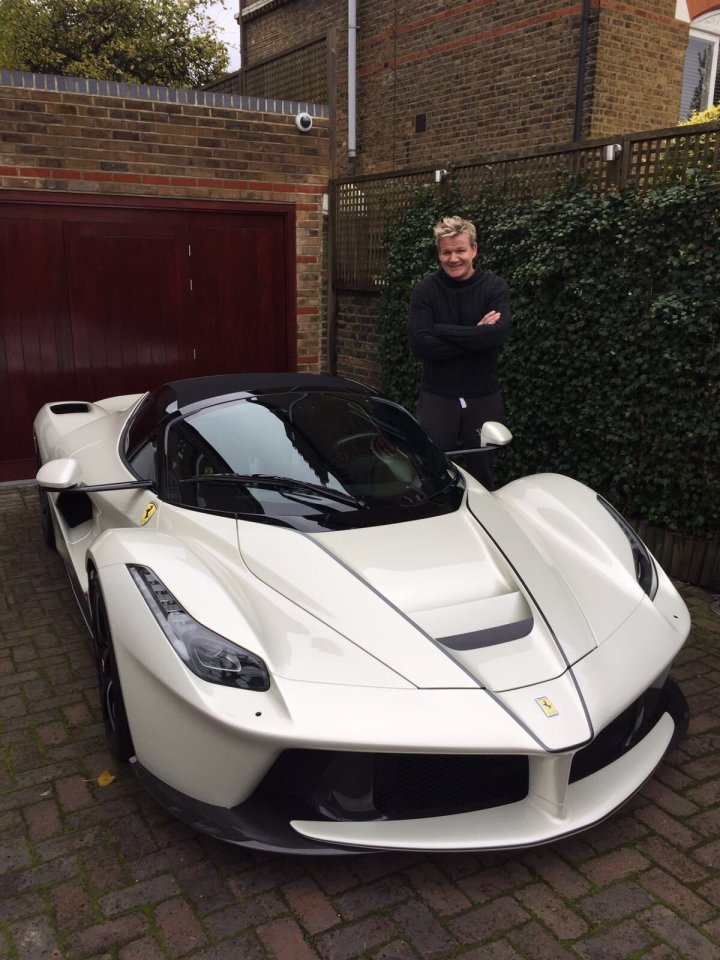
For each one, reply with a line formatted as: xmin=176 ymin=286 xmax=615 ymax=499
xmin=348 ymin=0 xmax=357 ymax=160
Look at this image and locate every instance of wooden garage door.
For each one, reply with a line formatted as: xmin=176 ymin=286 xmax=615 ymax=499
xmin=0 ymin=198 xmax=296 ymax=480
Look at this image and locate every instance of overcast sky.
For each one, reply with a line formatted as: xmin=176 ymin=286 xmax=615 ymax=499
xmin=207 ymin=1 xmax=241 ymax=71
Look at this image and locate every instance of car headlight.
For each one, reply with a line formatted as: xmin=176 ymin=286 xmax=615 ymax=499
xmin=597 ymin=497 xmax=658 ymax=600
xmin=127 ymin=565 xmax=270 ymax=691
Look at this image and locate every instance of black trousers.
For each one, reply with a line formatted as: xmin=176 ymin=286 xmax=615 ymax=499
xmin=417 ymin=389 xmax=506 ymax=489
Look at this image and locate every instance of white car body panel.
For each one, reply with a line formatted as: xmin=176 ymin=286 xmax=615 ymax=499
xmin=290 ymin=714 xmax=674 ymax=851
xmin=33 ymin=375 xmax=691 ymax=853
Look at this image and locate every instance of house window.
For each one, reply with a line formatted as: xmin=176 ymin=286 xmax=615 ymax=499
xmin=680 ymin=14 xmax=720 ymax=119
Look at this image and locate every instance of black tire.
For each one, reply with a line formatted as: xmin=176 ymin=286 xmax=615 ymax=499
xmin=89 ymin=570 xmax=135 ymax=761
xmin=34 ymin=434 xmax=56 ymax=551
xmin=38 ymin=486 xmax=56 ymax=550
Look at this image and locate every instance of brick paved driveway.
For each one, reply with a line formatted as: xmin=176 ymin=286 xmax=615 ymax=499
xmin=2 ymin=483 xmax=720 ymax=960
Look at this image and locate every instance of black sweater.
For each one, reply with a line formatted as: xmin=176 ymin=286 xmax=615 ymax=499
xmin=408 ymin=268 xmax=512 ymax=397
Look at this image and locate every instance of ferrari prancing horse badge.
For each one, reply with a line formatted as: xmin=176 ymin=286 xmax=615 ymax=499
xmin=140 ymin=502 xmax=158 ymax=526
xmin=536 ymin=696 xmax=559 ymax=717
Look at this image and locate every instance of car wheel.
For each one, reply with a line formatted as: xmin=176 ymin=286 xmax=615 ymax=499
xmin=38 ymin=486 xmax=56 ymax=550
xmin=89 ymin=571 xmax=135 ymax=761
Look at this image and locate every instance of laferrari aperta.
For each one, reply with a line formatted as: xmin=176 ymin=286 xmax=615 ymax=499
xmin=34 ymin=373 xmax=690 ymax=854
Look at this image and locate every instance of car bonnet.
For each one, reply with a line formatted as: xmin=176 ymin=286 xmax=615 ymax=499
xmin=237 ymin=496 xmax=598 ymax=693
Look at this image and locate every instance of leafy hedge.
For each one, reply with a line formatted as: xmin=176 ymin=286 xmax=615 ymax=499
xmin=378 ymin=179 xmax=720 ymax=536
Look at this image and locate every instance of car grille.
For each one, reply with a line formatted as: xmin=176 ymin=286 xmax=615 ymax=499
xmin=259 ymin=750 xmax=529 ymax=821
xmin=570 ymin=684 xmax=666 ymax=783
xmin=253 ymin=681 xmax=687 ymax=827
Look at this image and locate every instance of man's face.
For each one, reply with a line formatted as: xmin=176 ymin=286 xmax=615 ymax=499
xmin=437 ymin=234 xmax=477 ymax=281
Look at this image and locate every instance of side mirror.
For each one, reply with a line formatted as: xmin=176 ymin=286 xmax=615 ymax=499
xmin=36 ymin=458 xmax=154 ymax=493
xmin=37 ymin=458 xmax=81 ymax=490
xmin=480 ymin=421 xmax=513 ymax=448
xmin=445 ymin=422 xmax=513 ymax=459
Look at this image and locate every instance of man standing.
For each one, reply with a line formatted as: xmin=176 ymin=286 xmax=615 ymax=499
xmin=408 ymin=216 xmax=511 ymax=488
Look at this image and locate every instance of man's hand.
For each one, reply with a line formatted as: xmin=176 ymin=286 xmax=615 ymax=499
xmin=477 ymin=310 xmax=501 ymax=326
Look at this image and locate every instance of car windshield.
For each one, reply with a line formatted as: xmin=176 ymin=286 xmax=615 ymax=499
xmin=163 ymin=390 xmax=463 ymax=530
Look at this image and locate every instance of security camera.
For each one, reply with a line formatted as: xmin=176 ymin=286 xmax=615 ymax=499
xmin=295 ymin=112 xmax=313 ymax=133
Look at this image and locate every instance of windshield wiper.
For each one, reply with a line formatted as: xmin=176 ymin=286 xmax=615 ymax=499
xmin=179 ymin=473 xmax=364 ymax=507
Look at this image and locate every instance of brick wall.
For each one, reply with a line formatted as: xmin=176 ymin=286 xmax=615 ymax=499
xmin=0 ymin=72 xmax=331 ymax=372
xmin=244 ymin=1 xmax=690 ymax=177
xmin=334 ymin=291 xmax=382 ymax=387
xmin=588 ymin=1 xmax=689 ymax=137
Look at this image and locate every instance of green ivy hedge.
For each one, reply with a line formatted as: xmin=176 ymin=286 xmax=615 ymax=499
xmin=378 ymin=179 xmax=720 ymax=536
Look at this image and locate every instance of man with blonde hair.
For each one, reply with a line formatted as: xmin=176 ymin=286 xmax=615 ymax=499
xmin=407 ymin=215 xmax=511 ymax=488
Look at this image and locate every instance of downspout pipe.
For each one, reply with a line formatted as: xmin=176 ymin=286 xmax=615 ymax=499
xmin=348 ymin=0 xmax=357 ymax=160
xmin=574 ymin=0 xmax=591 ymax=141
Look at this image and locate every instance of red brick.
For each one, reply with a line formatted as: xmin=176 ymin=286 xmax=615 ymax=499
xmin=55 ymin=776 xmax=94 ymax=812
xmin=507 ymin=920 xmax=577 ymax=960
xmin=257 ymin=917 xmax=319 ymax=960
xmin=117 ymin=938 xmax=166 ymax=960
xmin=315 ymin=915 xmax=397 ymax=960
xmin=406 ymin=860 xmax=472 ymax=916
xmin=521 ymin=847 xmax=591 ymax=898
xmin=63 ymin=703 xmax=94 ymax=727
xmin=334 ymin=876 xmax=413 ymax=922
xmin=449 ymin=896 xmax=530 ymax=944
xmin=9 ymin=916 xmax=61 ymax=960
xmin=99 ymin=875 xmax=180 ymax=917
xmin=457 ymin=860 xmax=533 ymax=904
xmin=392 ymin=898 xmax=457 ymax=955
xmin=154 ymin=896 xmax=207 ymax=955
xmin=573 ymin=919 xmax=654 ymax=960
xmin=640 ymin=867 xmax=715 ymax=924
xmin=642 ymin=904 xmax=720 ymax=959
xmin=24 ymin=800 xmax=62 ymax=842
xmin=50 ymin=877 xmax=97 ymax=932
xmin=65 ymin=914 xmax=148 ymax=958
xmin=282 ymin=876 xmax=339 ymax=934
xmin=515 ymin=881 xmax=588 ymax=939
xmin=204 ymin=892 xmax=286 ymax=939
xmin=580 ymin=847 xmax=651 ymax=886
xmin=637 ymin=836 xmax=709 ymax=883
xmin=579 ymin=880 xmax=654 ymax=923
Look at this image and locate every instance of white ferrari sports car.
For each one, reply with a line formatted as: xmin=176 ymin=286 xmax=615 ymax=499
xmin=34 ymin=373 xmax=690 ymax=854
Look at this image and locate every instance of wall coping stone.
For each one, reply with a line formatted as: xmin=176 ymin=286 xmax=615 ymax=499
xmin=0 ymin=69 xmax=329 ymax=117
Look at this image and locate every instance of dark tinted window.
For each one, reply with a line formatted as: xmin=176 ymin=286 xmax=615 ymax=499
xmin=124 ymin=394 xmax=158 ymax=483
xmin=164 ymin=391 xmax=462 ymax=530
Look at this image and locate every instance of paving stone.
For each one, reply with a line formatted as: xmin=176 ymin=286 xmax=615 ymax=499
xmin=8 ymin=915 xmax=62 ymax=960
xmin=282 ymin=875 xmax=341 ymax=934
xmin=99 ymin=874 xmax=181 ymax=917
xmin=391 ymin=898 xmax=458 ymax=956
xmin=641 ymin=904 xmax=720 ymax=959
xmin=203 ymin=891 xmax=287 ymax=938
xmin=65 ymin=914 xmax=148 ymax=959
xmin=579 ymin=880 xmax=655 ymax=923
xmin=515 ymin=880 xmax=588 ymax=938
xmin=580 ymin=846 xmax=651 ymax=886
xmin=574 ymin=919 xmax=654 ymax=960
xmin=405 ymin=861 xmax=472 ymax=916
xmin=3 ymin=491 xmax=720 ymax=960
xmin=456 ymin=860 xmax=533 ymax=904
xmin=154 ymin=895 xmax=208 ymax=955
xmin=334 ymin=875 xmax=414 ymax=921
xmin=315 ymin=915 xmax=397 ymax=960
xmin=640 ymin=867 xmax=715 ymax=923
xmin=447 ymin=896 xmax=529 ymax=944
xmin=257 ymin=917 xmax=320 ymax=960
xmin=507 ymin=920 xmax=577 ymax=960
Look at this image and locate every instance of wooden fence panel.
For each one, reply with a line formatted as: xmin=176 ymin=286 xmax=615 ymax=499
xmin=333 ymin=121 xmax=720 ymax=291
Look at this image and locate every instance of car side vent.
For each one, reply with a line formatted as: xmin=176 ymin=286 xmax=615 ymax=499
xmin=50 ymin=402 xmax=91 ymax=414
